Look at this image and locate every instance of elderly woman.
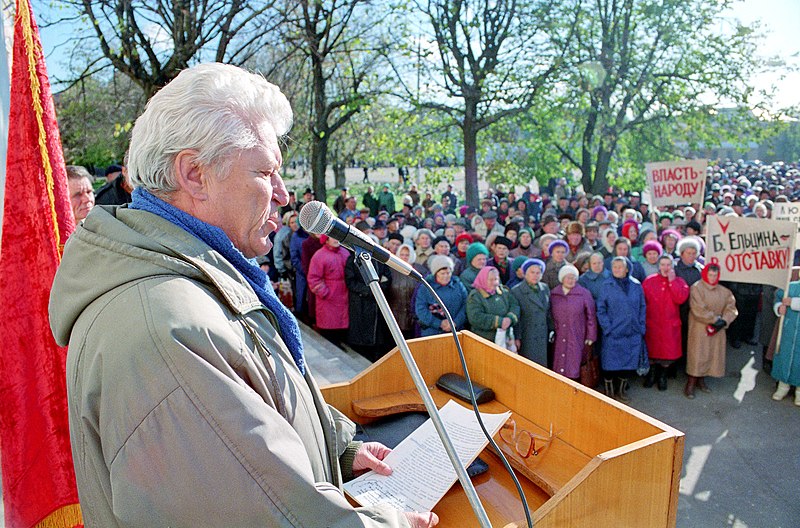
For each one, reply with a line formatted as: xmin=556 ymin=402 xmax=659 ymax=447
xmin=604 ymin=237 xmax=646 ymax=283
xmin=640 ymin=240 xmax=663 ymax=277
xmin=414 ymin=255 xmax=468 ymax=337
xmin=596 ymin=257 xmax=647 ymax=402
xmin=510 ymin=227 xmax=538 ymax=258
xmin=642 ymin=255 xmax=690 ymax=391
xmin=660 ymin=228 xmax=682 ymax=258
xmin=48 ymin=64 xmax=425 ymax=527
xmin=542 ymin=239 xmax=569 ymax=290
xmin=599 ymin=227 xmax=617 ymax=259
xmin=460 ymin=242 xmax=489 ymax=291
xmin=564 ymin=221 xmax=593 ymax=263
xmin=549 ymin=265 xmax=597 ymax=381
xmin=388 ymin=244 xmax=425 ymax=339
xmin=675 ymin=237 xmax=705 ymax=359
xmin=466 ymin=266 xmax=521 ymax=343
xmin=511 ymin=259 xmax=552 ymax=366
xmin=578 ymin=252 xmax=610 ymax=301
xmin=308 ymin=235 xmax=350 ymax=344
xmin=685 ymin=262 xmax=738 ymax=398
xmin=413 ymin=228 xmax=434 ymax=267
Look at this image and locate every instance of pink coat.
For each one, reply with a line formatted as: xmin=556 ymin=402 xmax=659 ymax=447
xmin=642 ymin=274 xmax=689 ymax=361
xmin=307 ymin=245 xmax=350 ymax=329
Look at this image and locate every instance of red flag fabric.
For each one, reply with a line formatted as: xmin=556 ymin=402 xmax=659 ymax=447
xmin=0 ymin=1 xmax=82 ymax=527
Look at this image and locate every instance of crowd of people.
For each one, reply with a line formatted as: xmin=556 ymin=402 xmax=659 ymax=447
xmin=260 ymin=160 xmax=800 ymax=405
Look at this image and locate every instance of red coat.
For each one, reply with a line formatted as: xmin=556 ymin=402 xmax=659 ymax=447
xmin=642 ymin=274 xmax=690 ymax=360
xmin=307 ymin=245 xmax=350 ymax=329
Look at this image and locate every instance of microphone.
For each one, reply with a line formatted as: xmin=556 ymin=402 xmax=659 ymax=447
xmin=299 ymin=201 xmax=423 ymax=280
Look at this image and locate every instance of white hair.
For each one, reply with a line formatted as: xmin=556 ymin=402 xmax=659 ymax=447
xmin=127 ymin=63 xmax=293 ymax=194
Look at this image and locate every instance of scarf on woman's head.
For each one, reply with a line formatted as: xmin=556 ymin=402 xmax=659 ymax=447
xmin=472 ymin=265 xmax=499 ymax=295
xmin=130 ymin=188 xmax=305 ymax=374
xmin=702 ymin=259 xmax=721 ymax=286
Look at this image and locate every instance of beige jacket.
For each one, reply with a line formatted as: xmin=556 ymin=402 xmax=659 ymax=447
xmin=49 ymin=206 xmax=408 ymax=527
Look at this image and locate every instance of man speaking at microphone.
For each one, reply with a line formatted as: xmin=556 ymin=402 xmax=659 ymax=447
xmin=49 ymin=63 xmax=437 ymax=528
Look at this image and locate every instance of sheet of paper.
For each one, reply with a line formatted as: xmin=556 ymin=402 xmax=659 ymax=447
xmin=344 ymin=399 xmax=510 ymax=512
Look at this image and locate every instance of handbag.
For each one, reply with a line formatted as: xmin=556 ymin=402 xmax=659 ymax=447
xmin=580 ymin=344 xmax=600 ymax=388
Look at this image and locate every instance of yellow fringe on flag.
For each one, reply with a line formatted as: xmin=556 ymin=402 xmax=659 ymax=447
xmin=16 ymin=0 xmax=63 ymax=261
xmin=34 ymin=504 xmax=83 ymax=528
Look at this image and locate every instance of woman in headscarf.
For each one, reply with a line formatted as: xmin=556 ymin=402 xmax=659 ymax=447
xmin=466 ymin=266 xmax=520 ymax=342
xmin=685 ymin=261 xmax=738 ymax=398
xmin=542 ymin=239 xmax=569 ymax=290
xmin=509 ymin=227 xmax=538 ymax=258
xmin=599 ymin=227 xmax=617 ymax=259
xmin=451 ymin=232 xmax=473 ymax=276
xmin=596 ymin=256 xmax=647 ymax=402
xmin=578 ymin=252 xmax=610 ymax=301
xmin=549 ymin=264 xmax=597 ymax=381
xmin=642 ymin=255 xmax=690 ymax=391
xmin=460 ymin=242 xmax=490 ymax=291
xmin=413 ymin=228 xmax=435 ymax=267
xmin=604 ymin=237 xmax=646 ymax=283
xmin=389 ymin=244 xmax=426 ymax=339
xmin=511 ymin=259 xmax=552 ymax=366
xmin=414 ymin=255 xmax=468 ymax=337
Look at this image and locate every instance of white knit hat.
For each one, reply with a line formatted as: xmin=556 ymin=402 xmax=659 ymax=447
xmin=558 ymin=264 xmax=579 ymax=283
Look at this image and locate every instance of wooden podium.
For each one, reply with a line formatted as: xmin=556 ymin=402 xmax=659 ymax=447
xmin=321 ymin=331 xmax=684 ymax=527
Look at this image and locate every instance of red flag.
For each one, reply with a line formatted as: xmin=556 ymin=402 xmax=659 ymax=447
xmin=0 ymin=1 xmax=82 ymax=526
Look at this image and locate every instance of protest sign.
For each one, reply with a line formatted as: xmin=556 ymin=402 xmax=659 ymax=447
xmin=706 ymin=215 xmax=795 ymax=288
xmin=772 ymin=202 xmax=800 ymax=247
xmin=645 ymin=159 xmax=707 ymax=208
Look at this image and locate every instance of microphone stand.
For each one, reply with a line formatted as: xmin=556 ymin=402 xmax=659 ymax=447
xmin=353 ymin=248 xmax=492 ymax=528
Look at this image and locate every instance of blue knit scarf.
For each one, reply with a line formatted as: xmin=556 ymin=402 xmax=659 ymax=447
xmin=130 ymin=188 xmax=305 ymax=374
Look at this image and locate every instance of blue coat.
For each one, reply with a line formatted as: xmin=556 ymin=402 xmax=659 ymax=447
xmin=289 ymin=229 xmax=309 ymax=312
xmin=596 ymin=274 xmax=646 ymax=371
xmin=414 ymin=276 xmax=468 ymax=337
xmin=578 ymin=269 xmax=610 ymax=300
xmin=773 ymin=282 xmax=800 ymax=386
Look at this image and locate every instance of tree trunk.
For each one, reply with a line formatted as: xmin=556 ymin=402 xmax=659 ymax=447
xmin=463 ymin=100 xmax=480 ymax=208
xmin=311 ymin=134 xmax=328 ymax=204
xmin=311 ymin=46 xmax=328 ymax=204
xmin=591 ymin=141 xmax=616 ymax=195
xmin=333 ymin=162 xmax=346 ymax=189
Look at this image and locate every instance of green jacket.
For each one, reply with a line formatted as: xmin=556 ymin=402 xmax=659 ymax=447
xmin=49 ymin=206 xmax=408 ymax=527
xmin=466 ymin=285 xmax=521 ymax=342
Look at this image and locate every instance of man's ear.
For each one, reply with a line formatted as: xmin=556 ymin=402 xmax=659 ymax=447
xmin=173 ymin=150 xmax=207 ymax=200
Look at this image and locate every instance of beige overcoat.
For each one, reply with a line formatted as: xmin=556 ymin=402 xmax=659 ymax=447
xmin=687 ymin=280 xmax=738 ymax=377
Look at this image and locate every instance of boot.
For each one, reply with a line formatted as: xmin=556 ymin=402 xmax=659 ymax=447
xmin=643 ymin=367 xmax=656 ymax=388
xmin=603 ymin=379 xmax=614 ymax=398
xmin=697 ymin=377 xmax=712 ymax=393
xmin=657 ymin=365 xmax=668 ymax=391
xmin=684 ymin=376 xmax=696 ymax=399
xmin=616 ymin=378 xmax=631 ymax=403
xmin=773 ymin=381 xmax=791 ymax=401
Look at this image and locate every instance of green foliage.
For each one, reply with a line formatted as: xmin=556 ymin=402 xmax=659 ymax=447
xmin=55 ymin=74 xmax=143 ymax=172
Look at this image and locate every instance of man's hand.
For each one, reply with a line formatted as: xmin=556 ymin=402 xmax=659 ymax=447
xmin=352 ymin=442 xmax=392 ymax=477
xmin=404 ymin=511 xmax=439 ymax=527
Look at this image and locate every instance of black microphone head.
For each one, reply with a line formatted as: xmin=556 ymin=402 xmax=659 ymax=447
xmin=298 ymin=200 xmax=334 ymax=235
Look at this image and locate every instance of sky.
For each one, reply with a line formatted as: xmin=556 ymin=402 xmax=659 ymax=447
xmin=7 ymin=0 xmax=800 ymax=112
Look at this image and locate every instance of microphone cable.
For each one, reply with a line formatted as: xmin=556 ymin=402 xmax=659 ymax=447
xmin=418 ymin=278 xmax=534 ymax=528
